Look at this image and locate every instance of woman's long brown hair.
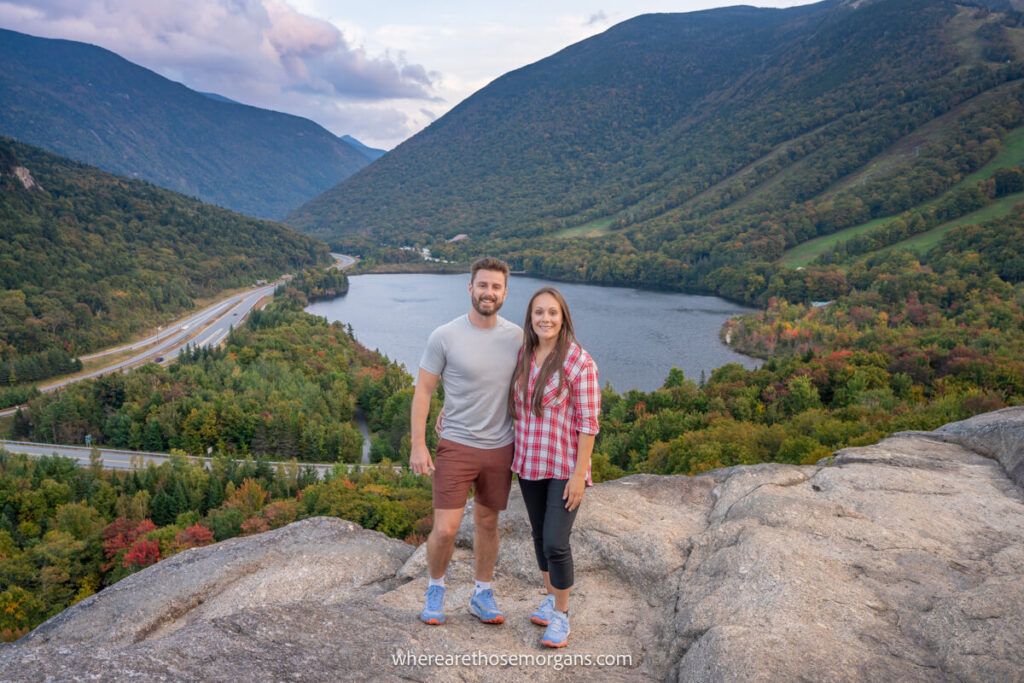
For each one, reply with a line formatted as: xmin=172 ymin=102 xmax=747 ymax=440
xmin=509 ymin=287 xmax=577 ymax=419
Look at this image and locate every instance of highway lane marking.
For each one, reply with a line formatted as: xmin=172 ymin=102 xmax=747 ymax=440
xmin=1 ymin=278 xmax=286 ymax=416
xmin=196 ymin=328 xmax=230 ymax=349
xmin=79 ymin=297 xmax=241 ymax=360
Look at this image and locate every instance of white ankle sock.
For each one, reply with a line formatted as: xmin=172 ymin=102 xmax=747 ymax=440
xmin=474 ymin=580 xmax=492 ymax=594
xmin=428 ymin=575 xmax=445 ymax=588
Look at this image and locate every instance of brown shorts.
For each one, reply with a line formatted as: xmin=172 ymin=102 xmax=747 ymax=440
xmin=432 ymin=438 xmax=514 ymax=511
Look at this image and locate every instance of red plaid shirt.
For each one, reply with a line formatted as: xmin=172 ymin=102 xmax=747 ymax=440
xmin=512 ymin=342 xmax=600 ymax=483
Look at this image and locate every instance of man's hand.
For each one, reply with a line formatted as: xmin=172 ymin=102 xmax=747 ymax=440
xmin=410 ymin=442 xmax=435 ymax=476
xmin=410 ymin=367 xmax=441 ymax=476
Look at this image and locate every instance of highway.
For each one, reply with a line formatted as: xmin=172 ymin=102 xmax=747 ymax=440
xmin=79 ymin=293 xmax=253 ymax=361
xmin=0 ymin=440 xmax=392 ymax=479
xmin=0 ymin=285 xmax=275 ymax=416
xmin=0 ymin=250 xmax=405 ymax=479
xmin=331 ymin=253 xmax=357 ymax=270
xmin=1 ymin=253 xmax=357 ymax=418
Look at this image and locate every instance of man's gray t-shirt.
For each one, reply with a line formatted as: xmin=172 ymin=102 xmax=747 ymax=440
xmin=419 ymin=314 xmax=523 ymax=449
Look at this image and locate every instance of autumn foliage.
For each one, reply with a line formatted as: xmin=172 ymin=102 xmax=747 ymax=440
xmin=175 ymin=524 xmax=215 ymax=550
xmin=102 ymin=519 xmax=156 ymax=569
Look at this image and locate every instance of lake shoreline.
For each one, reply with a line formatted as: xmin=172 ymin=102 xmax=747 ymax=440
xmin=352 ymin=261 xmax=766 ymax=311
xmin=307 ymin=272 xmax=761 ymax=392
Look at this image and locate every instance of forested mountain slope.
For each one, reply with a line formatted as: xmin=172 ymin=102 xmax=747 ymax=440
xmin=290 ymin=0 xmax=1024 ymax=303
xmin=0 ymin=28 xmax=369 ymax=219
xmin=0 ymin=137 xmax=329 ymax=385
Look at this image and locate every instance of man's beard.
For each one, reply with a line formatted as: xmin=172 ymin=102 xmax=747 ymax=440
xmin=472 ymin=292 xmax=504 ymax=316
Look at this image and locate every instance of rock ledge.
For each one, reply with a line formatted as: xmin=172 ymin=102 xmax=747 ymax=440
xmin=2 ymin=408 xmax=1023 ymax=682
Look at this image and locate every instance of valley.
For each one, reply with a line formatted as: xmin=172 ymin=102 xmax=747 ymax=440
xmin=1 ymin=0 xmax=1022 ymax=655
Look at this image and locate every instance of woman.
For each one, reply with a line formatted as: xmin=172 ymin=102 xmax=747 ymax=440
xmin=509 ymin=286 xmax=600 ymax=648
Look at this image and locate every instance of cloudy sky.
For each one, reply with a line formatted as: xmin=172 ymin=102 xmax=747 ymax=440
xmin=0 ymin=0 xmax=815 ymax=149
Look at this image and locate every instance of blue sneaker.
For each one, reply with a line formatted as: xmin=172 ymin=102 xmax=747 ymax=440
xmin=468 ymin=588 xmax=505 ymax=624
xmin=530 ymin=594 xmax=556 ymax=626
xmin=541 ymin=609 xmax=570 ymax=648
xmin=420 ymin=584 xmax=446 ymax=625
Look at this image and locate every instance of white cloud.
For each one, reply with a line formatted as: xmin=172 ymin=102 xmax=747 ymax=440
xmin=0 ymin=0 xmax=439 ymax=146
xmin=370 ymin=14 xmax=609 ymax=106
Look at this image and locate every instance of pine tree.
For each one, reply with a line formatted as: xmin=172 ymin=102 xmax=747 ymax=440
xmin=150 ymin=490 xmax=177 ymax=527
xmin=11 ymin=408 xmax=31 ymax=439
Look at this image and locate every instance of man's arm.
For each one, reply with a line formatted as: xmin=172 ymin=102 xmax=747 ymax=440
xmin=410 ymin=367 xmax=440 ymax=475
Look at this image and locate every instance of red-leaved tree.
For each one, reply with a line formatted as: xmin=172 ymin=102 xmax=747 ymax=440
xmin=122 ymin=539 xmax=160 ymax=569
xmin=175 ymin=524 xmax=215 ymax=550
xmin=102 ymin=518 xmax=157 ymax=570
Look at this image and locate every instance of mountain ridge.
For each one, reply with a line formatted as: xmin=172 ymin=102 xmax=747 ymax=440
xmin=287 ymin=0 xmax=1024 ymax=306
xmin=0 ymin=27 xmax=370 ymax=219
xmin=340 ymin=135 xmax=387 ymax=162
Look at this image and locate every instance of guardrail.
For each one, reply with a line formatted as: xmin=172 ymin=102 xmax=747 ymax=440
xmin=0 ymin=440 xmax=401 ymax=476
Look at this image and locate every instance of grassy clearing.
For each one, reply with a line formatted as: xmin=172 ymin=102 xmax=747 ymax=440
xmin=874 ymin=191 xmax=1024 ymax=257
xmin=781 ymin=215 xmax=893 ymax=268
xmin=961 ymin=127 xmax=1024 ymax=185
xmin=80 ymin=348 xmax=144 ymax=373
xmin=824 ymin=83 xmax=1022 ymax=199
xmin=554 ymin=216 xmax=616 ymax=238
xmin=781 ymin=125 xmax=1024 ymax=267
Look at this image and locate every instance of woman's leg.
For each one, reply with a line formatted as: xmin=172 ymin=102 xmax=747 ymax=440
xmin=542 ymin=479 xmax=580 ymax=612
xmin=517 ymin=477 xmax=552 ymax=577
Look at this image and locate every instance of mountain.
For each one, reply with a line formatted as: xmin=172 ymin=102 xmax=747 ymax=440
xmin=0 ymin=28 xmax=370 ymax=219
xmin=199 ymin=92 xmax=241 ymax=105
xmin=288 ymin=0 xmax=1024 ymax=302
xmin=340 ymin=135 xmax=387 ymax=162
xmin=0 ymin=136 xmax=330 ymax=384
xmin=2 ymin=407 xmax=1022 ymax=679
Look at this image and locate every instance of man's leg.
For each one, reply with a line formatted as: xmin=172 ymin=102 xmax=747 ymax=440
xmin=466 ymin=442 xmax=513 ymax=625
xmin=421 ymin=508 xmax=465 ymax=625
xmin=421 ymin=438 xmax=473 ymax=625
xmin=472 ymin=501 xmax=500 ymax=582
xmin=467 ymin=500 xmax=506 ymax=624
xmin=427 ymin=507 xmax=466 ymax=580
xmin=471 ymin=441 xmax=515 ymax=581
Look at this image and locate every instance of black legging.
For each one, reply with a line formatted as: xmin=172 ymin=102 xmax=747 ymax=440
xmin=518 ymin=477 xmax=579 ymax=590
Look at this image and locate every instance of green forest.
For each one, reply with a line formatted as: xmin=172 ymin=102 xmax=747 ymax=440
xmin=0 ymin=137 xmax=331 ymax=391
xmin=0 ymin=285 xmax=436 ymax=639
xmin=10 ymin=286 xmax=413 ymax=465
xmin=0 ymin=451 xmax=432 ymax=641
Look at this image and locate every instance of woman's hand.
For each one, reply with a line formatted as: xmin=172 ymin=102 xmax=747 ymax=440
xmin=563 ymin=474 xmax=586 ymax=511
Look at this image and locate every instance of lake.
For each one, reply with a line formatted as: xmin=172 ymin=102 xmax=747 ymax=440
xmin=305 ymin=274 xmax=760 ymax=392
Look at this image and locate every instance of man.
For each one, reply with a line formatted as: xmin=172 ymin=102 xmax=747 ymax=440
xmin=410 ymin=257 xmax=523 ymax=626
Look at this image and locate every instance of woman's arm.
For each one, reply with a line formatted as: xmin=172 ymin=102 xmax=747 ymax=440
xmin=564 ymin=433 xmax=595 ymax=511
xmin=564 ymin=354 xmax=600 ymax=510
